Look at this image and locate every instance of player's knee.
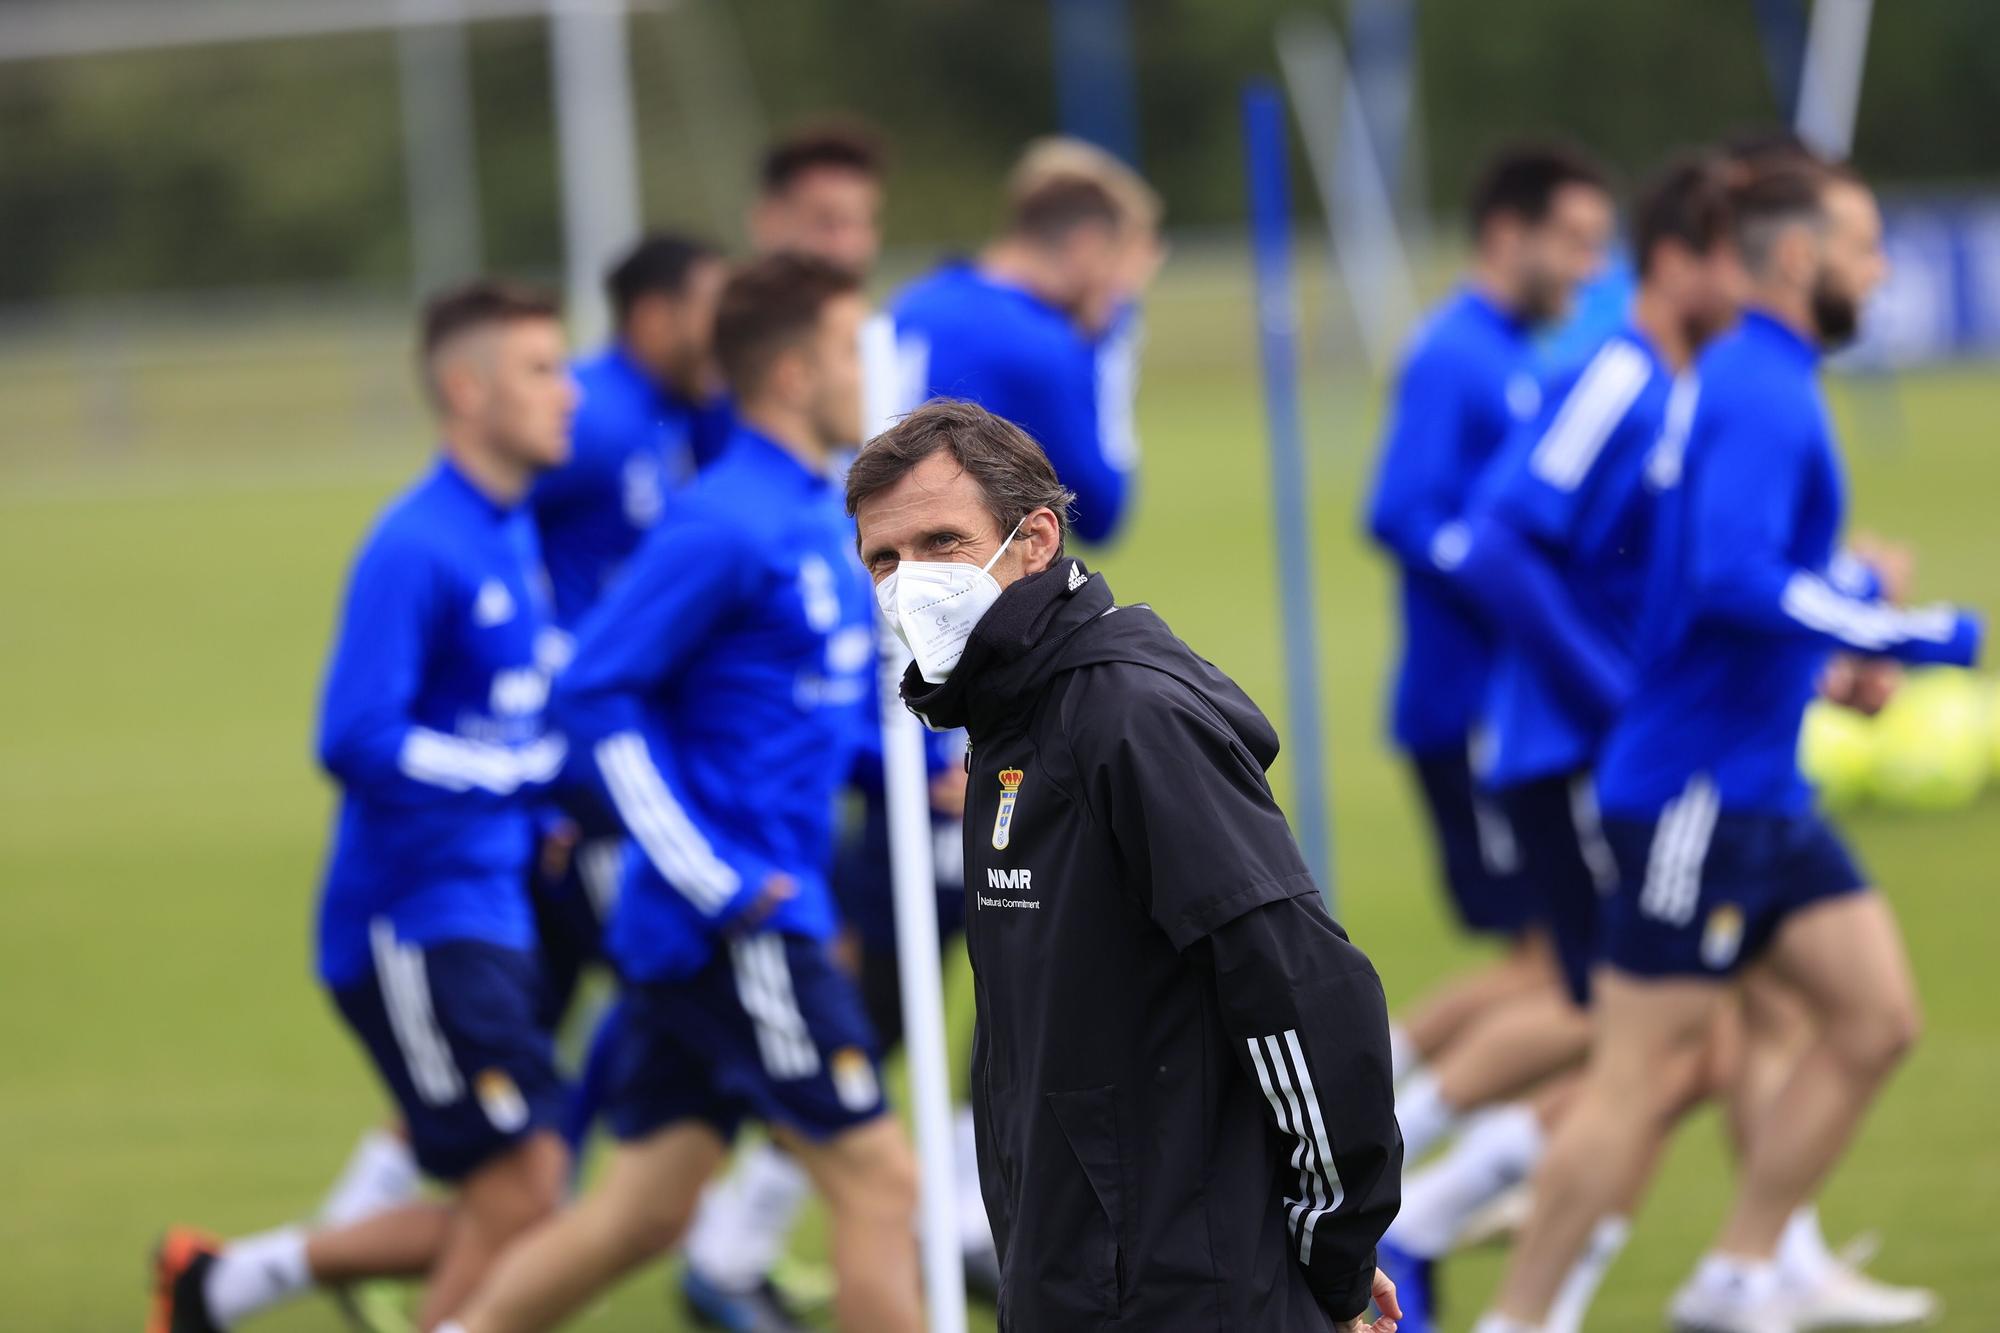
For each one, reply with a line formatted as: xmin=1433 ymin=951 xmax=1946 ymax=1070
xmin=470 ymin=1135 xmax=567 ymax=1237
xmin=1834 ymin=997 xmax=1921 ymax=1078
xmin=827 ymin=1125 xmax=919 ymax=1227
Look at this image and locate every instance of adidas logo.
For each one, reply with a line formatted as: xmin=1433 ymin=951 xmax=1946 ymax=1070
xmin=1066 ymin=562 xmax=1086 ymax=592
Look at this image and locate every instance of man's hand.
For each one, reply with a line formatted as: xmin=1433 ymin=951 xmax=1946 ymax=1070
xmin=1335 ymin=1269 xmax=1400 ymax=1333
xmin=734 ymin=872 xmax=798 ymax=931
xmin=1822 ymin=654 xmax=1903 ymax=716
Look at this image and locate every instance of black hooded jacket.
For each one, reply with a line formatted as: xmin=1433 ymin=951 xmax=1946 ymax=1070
xmin=905 ymin=558 xmax=1401 ymax=1331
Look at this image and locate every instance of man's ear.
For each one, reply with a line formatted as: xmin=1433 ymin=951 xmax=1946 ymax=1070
xmin=1017 ymin=507 xmax=1063 ymax=577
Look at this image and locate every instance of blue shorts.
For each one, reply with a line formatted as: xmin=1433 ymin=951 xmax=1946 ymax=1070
xmin=1498 ymin=771 xmax=1619 ymax=1005
xmin=830 ymin=793 xmax=966 ymax=950
xmin=331 ymin=929 xmax=566 ymax=1181
xmin=1411 ymin=746 xmax=1531 ymax=935
xmin=1601 ymin=789 xmax=1870 ymax=980
xmin=607 ymin=930 xmax=888 ymax=1145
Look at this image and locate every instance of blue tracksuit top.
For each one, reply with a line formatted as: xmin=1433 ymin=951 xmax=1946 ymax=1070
xmin=1598 ymin=311 xmax=1982 ymax=816
xmin=890 ymin=262 xmax=1137 ymax=544
xmin=529 ymin=345 xmax=707 ymax=630
xmin=550 ymin=427 xmax=875 ymax=981
xmin=1461 ymin=324 xmax=1682 ymax=788
xmin=315 ymin=458 xmax=564 ymax=985
xmin=1366 ymin=287 xmax=1541 ymax=754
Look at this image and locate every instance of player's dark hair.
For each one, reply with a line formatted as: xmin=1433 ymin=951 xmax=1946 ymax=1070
xmin=1730 ymin=162 xmax=1830 ymax=276
xmin=759 ymin=119 xmax=886 ymax=196
xmin=711 ymin=252 xmax=860 ymax=399
xmin=1720 ymin=125 xmax=1819 ymax=172
xmin=1468 ymin=142 xmax=1609 ymax=233
xmin=419 ymin=279 xmax=559 ymax=363
xmin=1632 ymin=155 xmax=1735 ymax=279
xmin=845 ymin=399 xmax=1077 ymax=552
xmin=1008 ymin=174 xmax=1124 ymax=246
xmin=605 ymin=232 xmax=720 ymax=325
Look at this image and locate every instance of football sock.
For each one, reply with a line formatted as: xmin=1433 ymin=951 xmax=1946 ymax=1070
xmin=683 ymin=1140 xmax=812 ymax=1293
xmin=1778 ymin=1204 xmax=1838 ymax=1284
xmin=1389 ymin=1022 xmax=1417 ymax=1085
xmin=203 ymin=1227 xmax=310 ymax=1326
xmin=319 ymin=1127 xmax=420 ymax=1228
xmin=1544 ymin=1215 xmax=1630 ymax=1333
xmin=1389 ymin=1102 xmax=1543 ymax=1258
xmin=1396 ymin=1068 xmax=1461 ymax=1161
xmin=1469 ymin=1315 xmax=1542 ymax=1333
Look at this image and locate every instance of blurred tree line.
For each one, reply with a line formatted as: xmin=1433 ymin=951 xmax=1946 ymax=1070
xmin=1 ymin=0 xmax=1994 ymax=303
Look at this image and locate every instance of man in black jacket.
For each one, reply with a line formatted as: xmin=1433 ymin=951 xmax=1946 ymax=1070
xmin=848 ymin=399 xmax=1402 ymax=1332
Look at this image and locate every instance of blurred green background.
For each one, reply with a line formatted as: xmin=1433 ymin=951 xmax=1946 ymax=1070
xmin=2 ymin=0 xmax=1998 ymax=302
xmin=2 ymin=249 xmax=1997 ymax=1330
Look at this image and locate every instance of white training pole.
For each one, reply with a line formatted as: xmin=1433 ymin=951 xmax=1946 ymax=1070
xmin=549 ymin=0 xmax=643 ymax=347
xmin=396 ymin=6 xmax=484 ymax=296
xmin=863 ymin=312 xmax=970 ymax=1333
xmin=1275 ymin=11 xmax=1420 ymax=376
xmin=1794 ymin=0 xmax=1875 ymax=160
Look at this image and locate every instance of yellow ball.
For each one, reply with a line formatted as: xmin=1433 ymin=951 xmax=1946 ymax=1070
xmin=1870 ymin=668 xmax=1991 ymax=812
xmin=1799 ymin=700 xmax=1876 ymax=809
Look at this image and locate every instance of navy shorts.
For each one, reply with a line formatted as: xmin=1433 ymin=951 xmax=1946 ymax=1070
xmin=830 ymin=793 xmax=966 ymax=950
xmin=1601 ymin=784 xmax=1870 ymax=980
xmin=1498 ymin=771 xmax=1620 ymax=1005
xmin=1411 ymin=746 xmax=1532 ymax=935
xmin=332 ymin=928 xmax=566 ymax=1182
xmin=608 ymin=930 xmax=888 ymax=1145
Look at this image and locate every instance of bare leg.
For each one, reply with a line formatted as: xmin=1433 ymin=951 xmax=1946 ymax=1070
xmin=1712 ymin=893 xmax=1920 ymax=1259
xmin=1726 ymin=966 xmax=1815 ymax=1160
xmin=780 ymin=1116 xmax=923 ymax=1333
xmin=1432 ymin=988 xmax=1592 ymax=1112
xmin=416 ymin=1132 xmax=569 ymax=1330
xmin=1401 ymin=933 xmax=1553 ymax=1062
xmin=306 ymin=1201 xmax=454 ymax=1281
xmin=454 ymin=1121 xmax=728 ymax=1333
xmin=1488 ymin=971 xmax=1724 ymax=1323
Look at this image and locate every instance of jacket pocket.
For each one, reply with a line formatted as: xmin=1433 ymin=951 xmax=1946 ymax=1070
xmin=1044 ymin=1084 xmax=1127 ymax=1321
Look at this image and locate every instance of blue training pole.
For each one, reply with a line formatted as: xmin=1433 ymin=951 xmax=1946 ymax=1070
xmin=1242 ymin=81 xmax=1335 ymax=907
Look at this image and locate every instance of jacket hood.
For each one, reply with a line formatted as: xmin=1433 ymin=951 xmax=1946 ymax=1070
xmin=903 ymin=557 xmax=1282 ymax=772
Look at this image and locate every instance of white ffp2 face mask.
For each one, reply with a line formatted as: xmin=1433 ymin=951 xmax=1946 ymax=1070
xmin=875 ymin=520 xmax=1025 ymax=684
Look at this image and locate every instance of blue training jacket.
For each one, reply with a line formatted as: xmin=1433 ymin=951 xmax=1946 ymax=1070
xmin=1366 ymin=287 xmax=1541 ymax=755
xmin=1598 ymin=311 xmax=1982 ymax=816
xmin=315 ymin=459 xmax=565 ymax=986
xmin=529 ymin=345 xmax=711 ymax=631
xmin=550 ymin=428 xmax=875 ymax=981
xmin=890 ymin=262 xmax=1138 ymax=544
xmin=1458 ymin=324 xmax=1681 ymax=789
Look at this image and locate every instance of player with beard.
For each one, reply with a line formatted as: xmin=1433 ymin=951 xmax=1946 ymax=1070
xmin=1472 ymin=162 xmax=1982 ymax=1333
xmin=1363 ymin=145 xmax=1612 ymax=1108
xmin=1371 ymin=154 xmax=1748 ymax=1333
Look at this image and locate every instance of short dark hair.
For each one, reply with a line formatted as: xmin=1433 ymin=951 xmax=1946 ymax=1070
xmin=419 ymin=280 xmax=560 ymax=401
xmin=759 ymin=119 xmax=886 ymax=196
xmin=1730 ymin=161 xmax=1829 ymax=276
xmin=1468 ymin=142 xmax=1609 ymax=232
xmin=1007 ymin=174 xmax=1124 ymax=246
xmin=711 ymin=252 xmax=860 ymax=398
xmin=846 ymin=399 xmax=1077 ymax=549
xmin=605 ymin=232 xmax=720 ymax=325
xmin=1632 ymin=155 xmax=1734 ymax=279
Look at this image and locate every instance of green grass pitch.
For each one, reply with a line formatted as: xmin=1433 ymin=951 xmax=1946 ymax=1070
xmin=2 ymin=256 xmax=1996 ymax=1330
